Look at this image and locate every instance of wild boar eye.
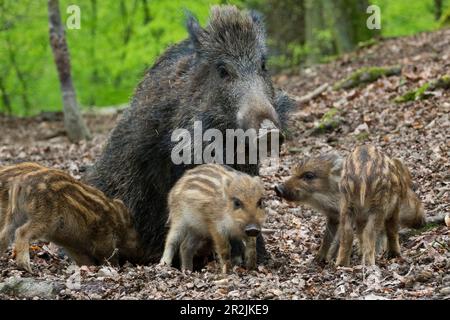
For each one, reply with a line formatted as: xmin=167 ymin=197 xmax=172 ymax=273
xmin=232 ymin=197 xmax=243 ymax=210
xmin=302 ymin=172 xmax=316 ymax=181
xmin=261 ymin=58 xmax=267 ymax=72
xmin=217 ymin=63 xmax=230 ymax=79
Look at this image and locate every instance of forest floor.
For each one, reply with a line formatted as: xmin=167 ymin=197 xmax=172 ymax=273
xmin=0 ymin=29 xmax=449 ymax=300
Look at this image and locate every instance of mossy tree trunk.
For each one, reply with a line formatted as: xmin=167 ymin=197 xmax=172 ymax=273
xmin=434 ymin=0 xmax=443 ymax=21
xmin=439 ymin=7 xmax=450 ymax=27
xmin=88 ymin=0 xmax=99 ymax=106
xmin=142 ymin=0 xmax=151 ymax=25
xmin=0 ymin=76 xmax=12 ymax=114
xmin=248 ymin=0 xmax=306 ymax=67
xmin=305 ymin=0 xmax=325 ymax=64
xmin=323 ymin=0 xmax=379 ymax=53
xmin=247 ymin=0 xmax=379 ymax=65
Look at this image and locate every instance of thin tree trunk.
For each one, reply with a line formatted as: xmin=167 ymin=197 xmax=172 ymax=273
xmin=323 ymin=0 xmax=355 ymax=53
xmin=5 ymin=35 xmax=31 ymax=112
xmin=252 ymin=0 xmax=305 ymax=69
xmin=0 ymin=76 xmax=12 ymax=114
xmin=353 ymin=0 xmax=378 ymax=42
xmin=323 ymin=0 xmax=378 ymax=53
xmin=48 ymin=0 xmax=91 ymax=141
xmin=142 ymin=0 xmax=151 ymax=25
xmin=115 ymin=0 xmax=139 ymax=86
xmin=89 ymin=0 xmax=99 ymax=106
xmin=434 ymin=0 xmax=443 ymax=20
xmin=305 ymin=0 xmax=324 ymax=64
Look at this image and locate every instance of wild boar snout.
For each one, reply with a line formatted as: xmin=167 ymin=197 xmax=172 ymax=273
xmin=274 ymin=184 xmax=285 ymax=198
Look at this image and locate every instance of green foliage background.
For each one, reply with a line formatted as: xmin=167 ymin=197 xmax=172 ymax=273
xmin=372 ymin=0 xmax=449 ymax=36
xmin=0 ymin=0 xmax=448 ymax=116
xmin=1 ymin=0 xmax=244 ymax=115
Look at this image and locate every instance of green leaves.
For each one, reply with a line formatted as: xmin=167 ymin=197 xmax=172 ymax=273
xmin=0 ymin=0 xmax=240 ymax=115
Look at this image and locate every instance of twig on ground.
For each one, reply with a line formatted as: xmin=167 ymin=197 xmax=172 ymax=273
xmin=290 ymin=83 xmax=329 ymax=107
xmin=261 ymin=228 xmax=277 ymax=234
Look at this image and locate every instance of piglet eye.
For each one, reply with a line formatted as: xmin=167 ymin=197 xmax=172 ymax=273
xmin=257 ymin=198 xmax=263 ymax=208
xmin=232 ymin=197 xmax=243 ymax=210
xmin=302 ymin=172 xmax=316 ymax=181
xmin=217 ymin=64 xmax=230 ymax=79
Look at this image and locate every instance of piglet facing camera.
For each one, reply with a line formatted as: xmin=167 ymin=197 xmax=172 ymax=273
xmin=160 ymin=164 xmax=266 ymax=273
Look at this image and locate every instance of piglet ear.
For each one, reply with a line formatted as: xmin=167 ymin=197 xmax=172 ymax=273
xmin=329 ymin=152 xmax=343 ymax=176
xmin=185 ymin=11 xmax=205 ymax=49
xmin=113 ymin=199 xmax=127 ymax=211
xmin=253 ymin=176 xmax=263 ymax=187
xmin=224 ymin=178 xmax=232 ymax=191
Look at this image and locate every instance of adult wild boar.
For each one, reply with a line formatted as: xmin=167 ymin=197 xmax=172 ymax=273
xmin=85 ymin=5 xmax=293 ymax=263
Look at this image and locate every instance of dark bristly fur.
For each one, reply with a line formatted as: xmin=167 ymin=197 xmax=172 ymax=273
xmin=85 ymin=5 xmax=294 ymax=263
xmin=0 ymin=164 xmax=142 ymax=272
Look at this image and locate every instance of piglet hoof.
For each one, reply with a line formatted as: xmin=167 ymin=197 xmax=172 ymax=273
xmin=158 ymin=259 xmax=171 ymax=267
xmin=245 ymin=260 xmax=257 ymax=271
xmin=232 ymin=255 xmax=243 ymax=267
xmin=313 ymin=254 xmax=328 ymax=266
xmin=386 ymin=251 xmax=401 ymax=260
xmin=221 ymin=261 xmax=232 ymax=274
xmin=335 ymin=257 xmax=350 ymax=267
xmin=16 ymin=258 xmax=32 ymax=273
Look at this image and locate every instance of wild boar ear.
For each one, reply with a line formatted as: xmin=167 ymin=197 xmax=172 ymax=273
xmin=113 ymin=199 xmax=126 ymax=210
xmin=249 ymin=10 xmax=265 ymax=33
xmin=185 ymin=11 xmax=206 ymax=50
xmin=331 ymin=154 xmax=344 ymax=183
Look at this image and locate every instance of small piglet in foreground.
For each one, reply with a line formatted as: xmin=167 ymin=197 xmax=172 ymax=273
xmin=336 ymin=145 xmax=424 ymax=266
xmin=160 ymin=164 xmax=266 ymax=273
xmin=0 ymin=164 xmax=142 ymax=272
xmin=275 ymin=148 xmax=425 ymax=264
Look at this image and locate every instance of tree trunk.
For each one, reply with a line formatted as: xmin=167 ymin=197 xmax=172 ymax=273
xmin=115 ymin=0 xmax=139 ymax=86
xmin=434 ymin=0 xmax=443 ymax=20
xmin=323 ymin=0 xmax=378 ymax=53
xmin=249 ymin=0 xmax=305 ymax=68
xmin=0 ymin=76 xmax=12 ymax=114
xmin=142 ymin=0 xmax=151 ymax=25
xmin=5 ymin=34 xmax=31 ymax=112
xmin=48 ymin=0 xmax=91 ymax=142
xmin=89 ymin=0 xmax=99 ymax=106
xmin=305 ymin=0 xmax=325 ymax=64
